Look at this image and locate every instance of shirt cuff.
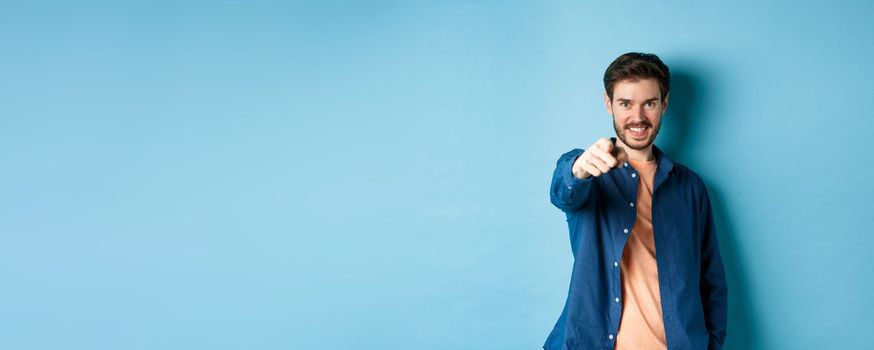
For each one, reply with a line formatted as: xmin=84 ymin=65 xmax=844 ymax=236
xmin=564 ymin=152 xmax=590 ymax=188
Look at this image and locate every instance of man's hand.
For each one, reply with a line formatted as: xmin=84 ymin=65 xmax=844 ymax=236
xmin=572 ymin=138 xmax=629 ymax=179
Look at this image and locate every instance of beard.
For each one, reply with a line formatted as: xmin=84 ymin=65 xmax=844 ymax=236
xmin=613 ymin=117 xmax=660 ymax=151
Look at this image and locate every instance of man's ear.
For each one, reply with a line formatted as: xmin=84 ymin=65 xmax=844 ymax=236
xmin=662 ymin=92 xmax=670 ymax=113
xmin=604 ymin=91 xmax=612 ymax=115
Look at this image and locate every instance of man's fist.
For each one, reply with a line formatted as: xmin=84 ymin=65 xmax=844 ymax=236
xmin=572 ymin=138 xmax=629 ymax=179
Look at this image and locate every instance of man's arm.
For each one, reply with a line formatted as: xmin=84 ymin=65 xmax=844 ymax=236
xmin=700 ymin=184 xmax=728 ymax=350
xmin=550 ymin=138 xmax=628 ymax=213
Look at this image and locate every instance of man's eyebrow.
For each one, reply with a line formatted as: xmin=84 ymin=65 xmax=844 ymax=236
xmin=616 ymin=97 xmax=660 ymax=102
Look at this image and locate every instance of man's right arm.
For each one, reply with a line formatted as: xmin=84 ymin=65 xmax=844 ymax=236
xmin=550 ymin=138 xmax=628 ymax=213
xmin=550 ymin=148 xmax=593 ymax=213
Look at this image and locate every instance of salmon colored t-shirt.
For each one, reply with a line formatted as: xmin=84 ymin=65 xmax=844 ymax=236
xmin=614 ymin=158 xmax=667 ymax=350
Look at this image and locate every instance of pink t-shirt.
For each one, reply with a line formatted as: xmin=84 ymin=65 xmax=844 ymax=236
xmin=615 ymin=158 xmax=667 ymax=350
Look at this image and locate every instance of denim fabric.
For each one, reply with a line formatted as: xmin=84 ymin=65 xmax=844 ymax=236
xmin=543 ymin=138 xmax=727 ymax=350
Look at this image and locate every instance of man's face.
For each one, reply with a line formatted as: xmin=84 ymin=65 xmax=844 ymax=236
xmin=605 ymin=78 xmax=668 ymax=150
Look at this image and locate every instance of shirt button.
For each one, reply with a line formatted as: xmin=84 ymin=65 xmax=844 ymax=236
xmin=629 ymin=202 xmax=634 ymax=207
xmin=631 ymin=173 xmax=637 ymax=178
xmin=614 ymin=261 xmax=619 ymax=267
xmin=615 ymin=297 xmax=620 ymax=303
xmin=624 ymin=162 xmax=628 ymax=167
xmin=609 ymin=334 xmax=614 ymax=340
xmin=623 ymin=228 xmax=629 ymax=234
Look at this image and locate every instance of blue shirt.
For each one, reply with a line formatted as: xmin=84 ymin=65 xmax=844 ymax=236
xmin=543 ymin=139 xmax=727 ymax=350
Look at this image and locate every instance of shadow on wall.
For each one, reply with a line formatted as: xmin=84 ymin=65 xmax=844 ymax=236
xmin=659 ymin=65 xmax=762 ymax=350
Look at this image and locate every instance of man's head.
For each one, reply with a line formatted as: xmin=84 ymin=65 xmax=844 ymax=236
xmin=603 ymin=52 xmax=670 ymax=151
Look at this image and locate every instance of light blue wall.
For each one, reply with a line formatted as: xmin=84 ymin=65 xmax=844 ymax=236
xmin=2 ymin=1 xmax=872 ymax=349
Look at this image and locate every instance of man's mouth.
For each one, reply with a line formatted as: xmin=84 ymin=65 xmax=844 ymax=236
xmin=627 ymin=125 xmax=649 ymax=138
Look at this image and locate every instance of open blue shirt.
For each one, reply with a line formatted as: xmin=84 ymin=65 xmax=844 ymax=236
xmin=543 ymin=139 xmax=727 ymax=350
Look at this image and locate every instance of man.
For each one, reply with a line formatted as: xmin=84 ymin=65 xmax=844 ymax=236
xmin=542 ymin=53 xmax=727 ymax=350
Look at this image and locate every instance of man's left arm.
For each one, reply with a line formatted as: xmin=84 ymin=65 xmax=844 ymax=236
xmin=700 ymin=184 xmax=728 ymax=350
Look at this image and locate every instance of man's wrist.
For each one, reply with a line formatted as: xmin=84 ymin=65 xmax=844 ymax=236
xmin=572 ymin=168 xmax=590 ymax=180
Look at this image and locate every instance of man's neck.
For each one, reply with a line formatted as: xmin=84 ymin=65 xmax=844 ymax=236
xmin=616 ymin=138 xmax=655 ymax=161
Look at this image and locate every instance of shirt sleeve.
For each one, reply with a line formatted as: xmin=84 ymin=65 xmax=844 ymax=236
xmin=549 ymin=148 xmax=593 ymax=213
xmin=699 ymin=183 xmax=728 ymax=350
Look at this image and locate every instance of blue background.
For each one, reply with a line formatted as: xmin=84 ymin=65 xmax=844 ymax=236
xmin=2 ymin=1 xmax=872 ymax=349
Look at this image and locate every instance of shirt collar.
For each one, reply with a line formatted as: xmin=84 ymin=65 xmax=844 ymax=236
xmin=652 ymin=143 xmax=675 ymax=177
xmin=610 ymin=137 xmax=675 ymax=177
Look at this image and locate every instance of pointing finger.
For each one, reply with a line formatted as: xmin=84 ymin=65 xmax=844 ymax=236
xmin=589 ymin=146 xmax=618 ymax=168
xmin=612 ymin=146 xmax=628 ymax=166
xmin=596 ymin=138 xmax=613 ymax=154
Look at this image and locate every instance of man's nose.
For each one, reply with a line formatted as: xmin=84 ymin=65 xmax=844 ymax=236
xmin=636 ymin=104 xmax=647 ymax=118
xmin=627 ymin=105 xmax=646 ymax=121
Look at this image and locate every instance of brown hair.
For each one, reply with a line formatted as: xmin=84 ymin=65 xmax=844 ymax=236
xmin=603 ymin=52 xmax=670 ymax=101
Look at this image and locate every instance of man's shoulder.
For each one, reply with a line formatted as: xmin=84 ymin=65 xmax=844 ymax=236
xmin=556 ymin=148 xmax=585 ymax=164
xmin=560 ymin=148 xmax=585 ymax=158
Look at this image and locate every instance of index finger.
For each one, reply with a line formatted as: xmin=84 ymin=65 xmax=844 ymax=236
xmin=612 ymin=145 xmax=628 ymax=166
xmin=595 ymin=138 xmax=613 ymax=153
xmin=589 ymin=145 xmax=618 ymax=168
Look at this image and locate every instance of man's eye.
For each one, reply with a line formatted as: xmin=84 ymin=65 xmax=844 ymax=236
xmin=645 ymin=102 xmax=655 ymax=108
xmin=620 ymin=102 xmax=629 ymax=107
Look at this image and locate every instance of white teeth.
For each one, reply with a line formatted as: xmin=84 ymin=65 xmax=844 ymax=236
xmin=630 ymin=127 xmax=645 ymax=132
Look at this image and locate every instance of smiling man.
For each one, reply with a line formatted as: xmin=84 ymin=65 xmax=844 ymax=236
xmin=543 ymin=53 xmax=728 ymax=350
